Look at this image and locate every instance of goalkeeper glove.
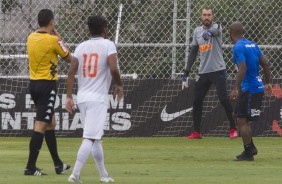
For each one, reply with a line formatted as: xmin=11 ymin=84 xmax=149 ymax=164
xmin=181 ymin=70 xmax=189 ymax=90
xmin=202 ymin=31 xmax=213 ymax=41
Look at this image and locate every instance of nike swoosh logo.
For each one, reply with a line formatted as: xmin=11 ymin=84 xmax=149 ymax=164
xmin=161 ymin=105 xmax=193 ymax=122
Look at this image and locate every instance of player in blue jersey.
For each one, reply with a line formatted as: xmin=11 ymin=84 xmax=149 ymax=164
xmin=229 ymin=22 xmax=272 ymax=161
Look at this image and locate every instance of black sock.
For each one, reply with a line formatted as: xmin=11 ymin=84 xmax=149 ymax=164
xmin=26 ymin=131 xmax=44 ymax=170
xmin=45 ymin=130 xmax=63 ymax=166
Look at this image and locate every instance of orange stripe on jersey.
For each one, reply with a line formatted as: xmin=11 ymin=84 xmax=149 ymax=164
xmin=199 ymin=43 xmax=212 ymax=52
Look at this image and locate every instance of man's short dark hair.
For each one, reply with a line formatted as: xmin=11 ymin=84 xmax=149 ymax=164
xmin=202 ymin=7 xmax=214 ymax=14
xmin=87 ymin=15 xmax=108 ymax=36
xmin=38 ymin=9 xmax=54 ymax=27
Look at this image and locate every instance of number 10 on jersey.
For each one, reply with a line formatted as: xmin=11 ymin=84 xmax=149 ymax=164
xmin=83 ymin=53 xmax=98 ymax=78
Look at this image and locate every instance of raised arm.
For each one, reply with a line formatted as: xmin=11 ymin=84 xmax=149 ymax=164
xmin=208 ymin=24 xmax=221 ymax=37
xmin=202 ymin=23 xmax=222 ymax=40
xmin=52 ymin=29 xmax=72 ymax=63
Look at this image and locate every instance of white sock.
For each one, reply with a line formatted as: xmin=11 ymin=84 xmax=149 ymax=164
xmin=91 ymin=140 xmax=109 ymax=178
xmin=72 ymin=139 xmax=93 ymax=178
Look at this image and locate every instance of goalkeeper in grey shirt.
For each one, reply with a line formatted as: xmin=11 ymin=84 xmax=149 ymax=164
xmin=182 ymin=7 xmax=238 ymax=139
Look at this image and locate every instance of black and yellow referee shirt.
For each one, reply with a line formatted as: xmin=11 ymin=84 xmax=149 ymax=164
xmin=27 ymin=32 xmax=69 ymax=80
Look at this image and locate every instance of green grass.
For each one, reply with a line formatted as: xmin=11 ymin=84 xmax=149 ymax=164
xmin=0 ymin=137 xmax=281 ymax=184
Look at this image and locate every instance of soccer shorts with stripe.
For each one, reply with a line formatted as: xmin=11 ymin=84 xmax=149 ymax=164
xmin=29 ymin=80 xmax=57 ymax=124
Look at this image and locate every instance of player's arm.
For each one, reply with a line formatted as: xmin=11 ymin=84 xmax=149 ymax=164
xmin=65 ymin=57 xmax=78 ymax=114
xmin=182 ymin=29 xmax=199 ymax=89
xmin=259 ymin=56 xmax=272 ymax=96
xmin=231 ymin=61 xmax=246 ymax=100
xmin=184 ymin=29 xmax=199 ymax=76
xmin=107 ymin=53 xmax=124 ymax=101
xmin=203 ymin=23 xmax=221 ymax=40
xmin=52 ymin=29 xmax=72 ymax=63
xmin=58 ymin=42 xmax=72 ymax=63
xmin=61 ymin=52 xmax=72 ymax=63
xmin=184 ymin=45 xmax=199 ymax=75
xmin=231 ymin=45 xmax=246 ymax=100
xmin=234 ymin=62 xmax=247 ymax=90
xmin=209 ymin=24 xmax=222 ymax=37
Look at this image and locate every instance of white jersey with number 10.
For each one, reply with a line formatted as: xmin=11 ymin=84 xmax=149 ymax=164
xmin=74 ymin=37 xmax=117 ymax=104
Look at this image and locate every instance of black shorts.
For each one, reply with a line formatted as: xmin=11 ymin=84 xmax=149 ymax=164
xmin=234 ymin=91 xmax=264 ymax=121
xmin=29 ymin=80 xmax=57 ymax=124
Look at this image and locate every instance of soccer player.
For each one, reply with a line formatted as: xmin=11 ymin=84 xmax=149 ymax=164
xmin=24 ymin=9 xmax=71 ymax=176
xmin=229 ymin=22 xmax=272 ymax=161
xmin=182 ymin=7 xmax=238 ymax=139
xmin=65 ymin=15 xmax=123 ymax=183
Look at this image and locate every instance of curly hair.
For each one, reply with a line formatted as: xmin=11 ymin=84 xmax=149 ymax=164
xmin=87 ymin=15 xmax=108 ymax=36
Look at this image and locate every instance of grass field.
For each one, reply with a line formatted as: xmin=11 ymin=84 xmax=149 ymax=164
xmin=0 ymin=137 xmax=281 ymax=184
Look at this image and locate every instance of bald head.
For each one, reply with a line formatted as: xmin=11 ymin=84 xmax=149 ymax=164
xmin=229 ymin=22 xmax=245 ymax=43
xmin=230 ymin=22 xmax=245 ymax=36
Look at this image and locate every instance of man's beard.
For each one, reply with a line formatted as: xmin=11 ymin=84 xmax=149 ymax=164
xmin=202 ymin=19 xmax=212 ymax=27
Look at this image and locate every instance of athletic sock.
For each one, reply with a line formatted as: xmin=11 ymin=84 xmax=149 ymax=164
xmin=26 ymin=131 xmax=44 ymax=170
xmin=91 ymin=140 xmax=109 ymax=178
xmin=45 ymin=130 xmax=63 ymax=166
xmin=72 ymin=139 xmax=93 ymax=178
